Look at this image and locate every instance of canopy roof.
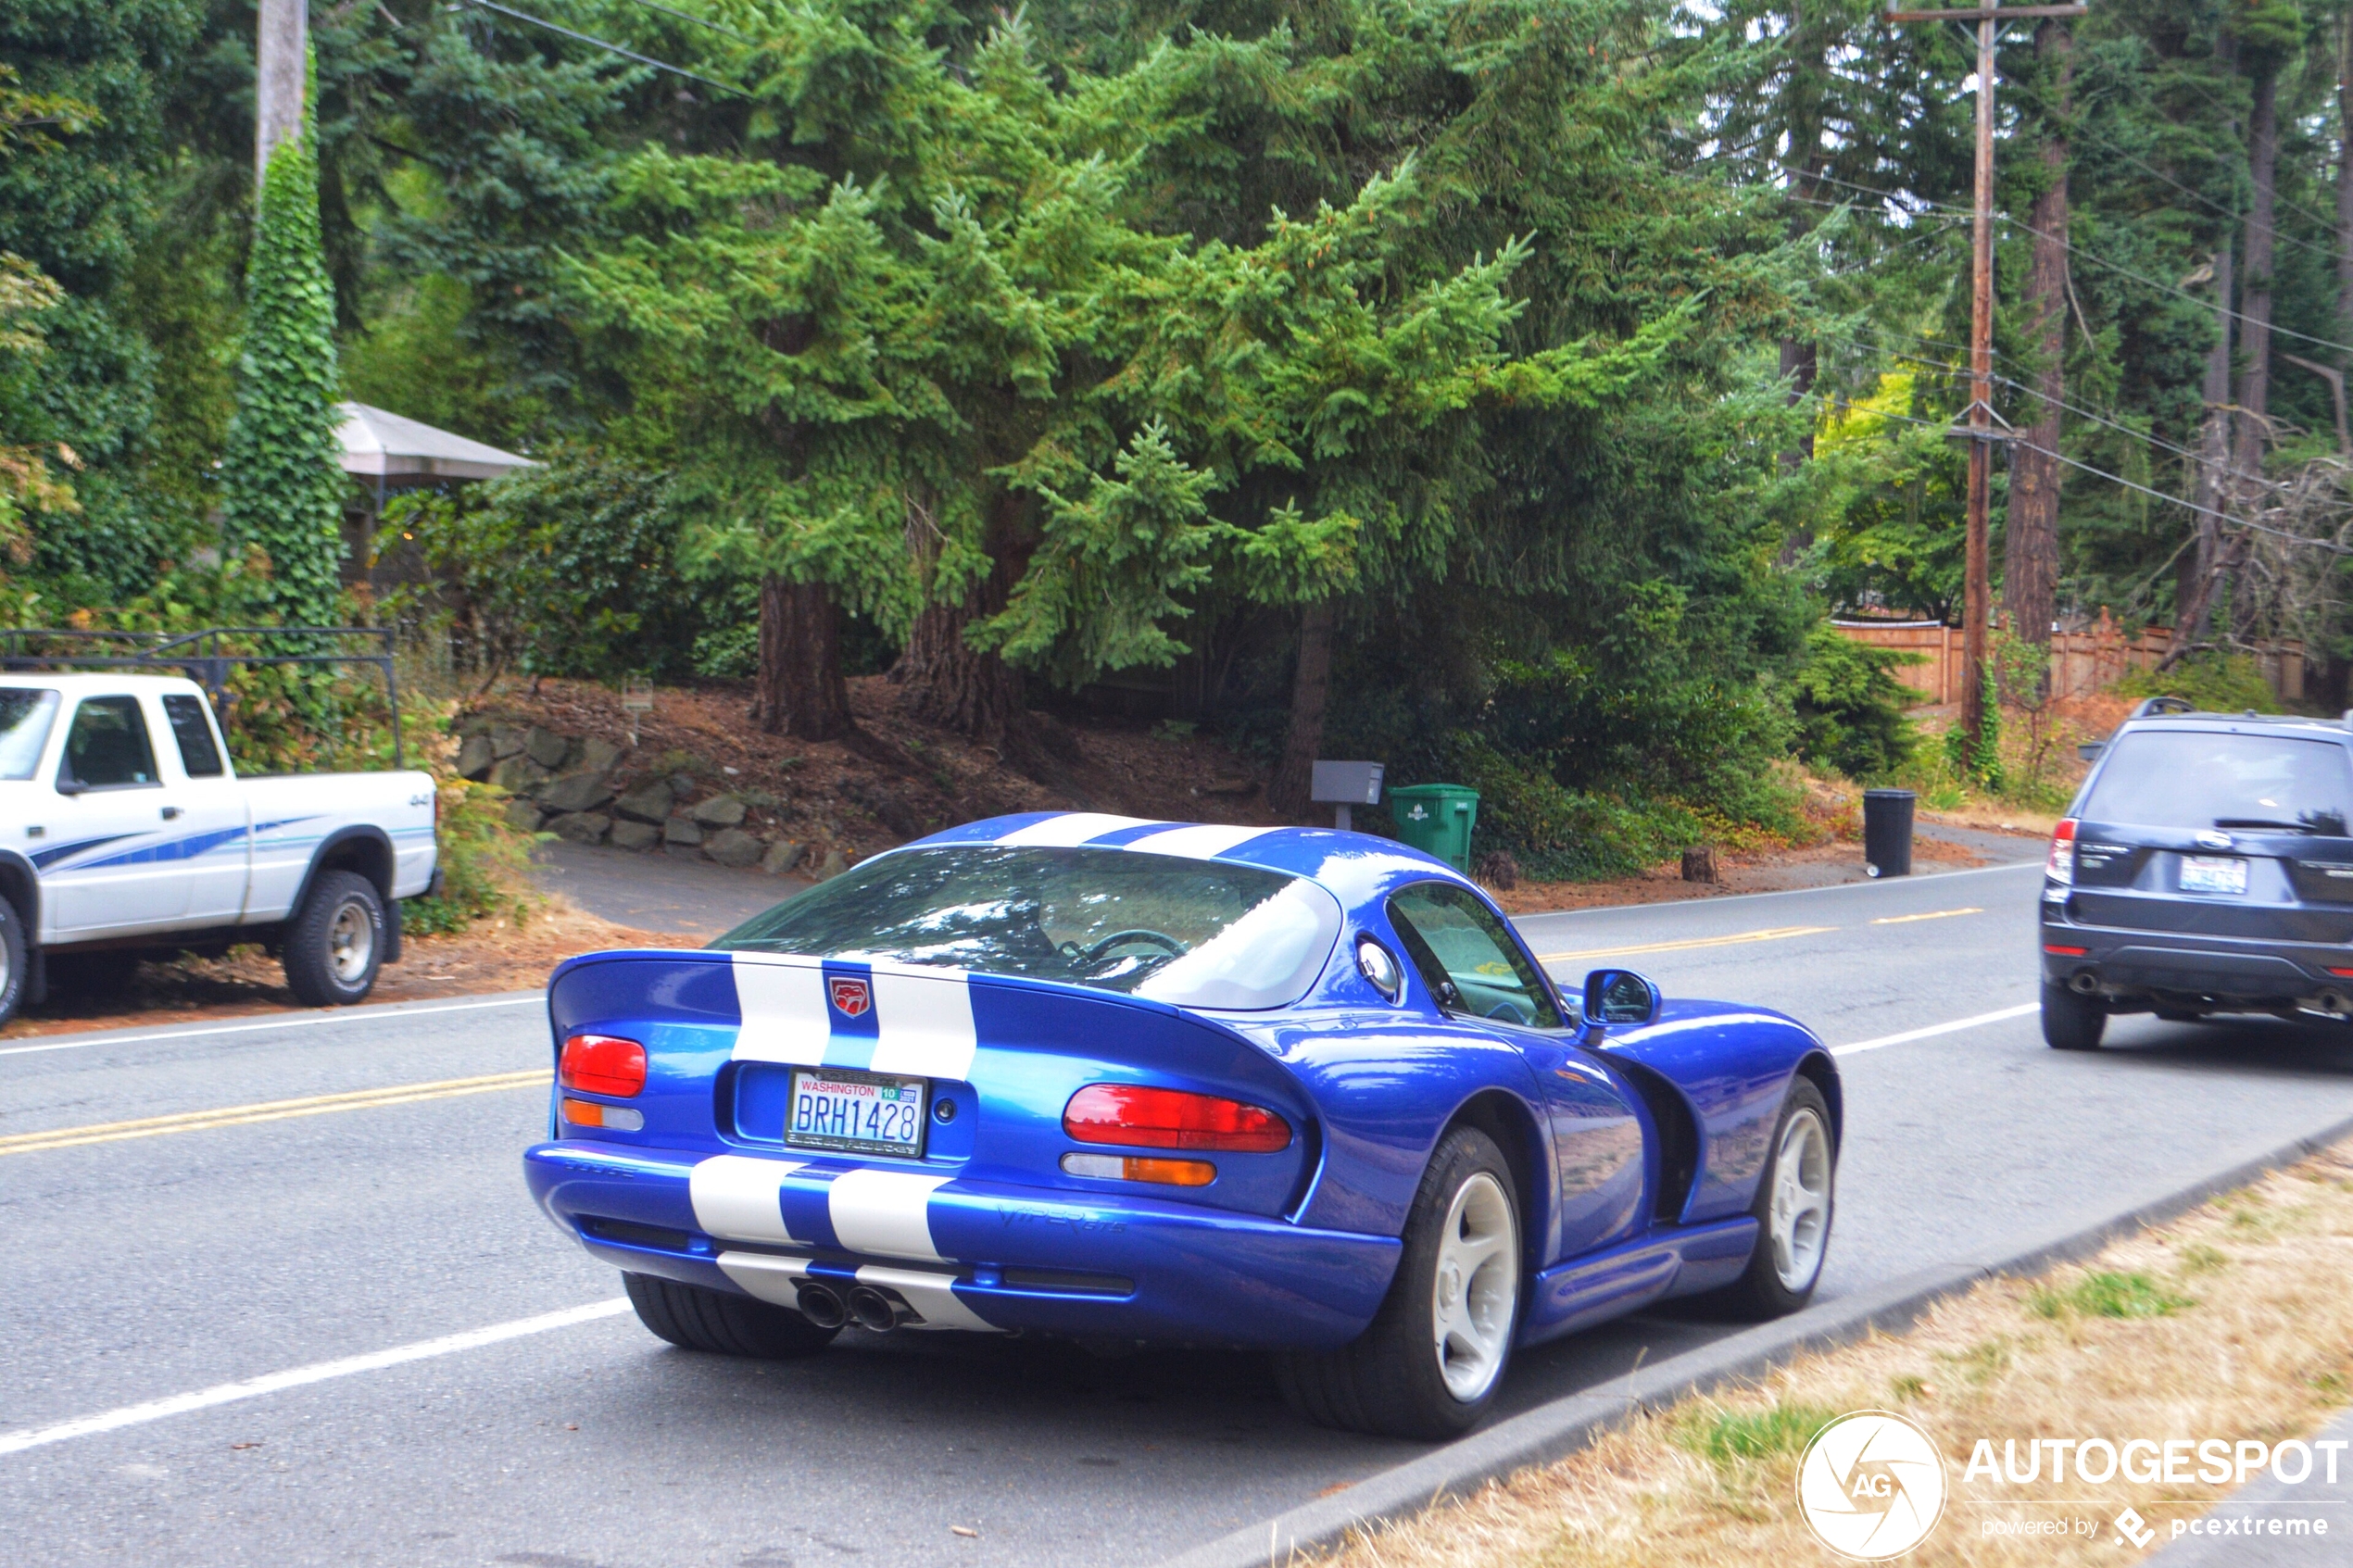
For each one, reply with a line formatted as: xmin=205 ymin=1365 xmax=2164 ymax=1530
xmin=335 ymin=402 xmax=534 ymax=483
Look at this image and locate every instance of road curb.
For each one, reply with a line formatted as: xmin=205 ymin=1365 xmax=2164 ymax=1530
xmin=1159 ymin=1110 xmax=2353 ymax=1568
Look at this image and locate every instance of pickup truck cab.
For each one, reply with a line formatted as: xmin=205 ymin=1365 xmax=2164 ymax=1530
xmin=0 ymin=672 xmax=438 ymax=1024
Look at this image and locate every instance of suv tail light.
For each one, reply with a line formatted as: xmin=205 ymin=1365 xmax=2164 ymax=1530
xmin=560 ymin=1034 xmax=647 ymax=1098
xmin=2046 ymin=818 xmax=2077 ymax=885
xmin=1063 ymin=1085 xmax=1292 ymax=1153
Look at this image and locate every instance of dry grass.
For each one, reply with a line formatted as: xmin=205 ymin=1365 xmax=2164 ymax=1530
xmin=1318 ymin=1143 xmax=2353 ymax=1567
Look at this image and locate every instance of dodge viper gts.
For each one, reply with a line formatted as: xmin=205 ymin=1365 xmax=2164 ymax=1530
xmin=523 ymin=811 xmax=1840 ymax=1437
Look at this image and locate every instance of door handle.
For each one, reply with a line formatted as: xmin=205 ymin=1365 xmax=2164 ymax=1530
xmin=160 ymin=806 xmax=182 ymax=821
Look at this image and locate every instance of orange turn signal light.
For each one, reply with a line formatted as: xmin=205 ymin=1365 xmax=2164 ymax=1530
xmin=1060 ymin=1151 xmax=1215 ymax=1186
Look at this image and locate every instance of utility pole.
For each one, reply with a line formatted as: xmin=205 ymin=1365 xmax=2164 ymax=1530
xmin=1886 ymin=0 xmax=2083 ymax=760
xmin=256 ymin=0 xmax=308 ymax=192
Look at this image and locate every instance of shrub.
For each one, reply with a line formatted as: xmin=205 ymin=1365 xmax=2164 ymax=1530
xmin=2113 ymin=653 xmax=2280 ymax=715
xmin=1790 ymin=624 xmax=1918 ymax=779
xmin=401 ymin=771 xmax=541 ymax=935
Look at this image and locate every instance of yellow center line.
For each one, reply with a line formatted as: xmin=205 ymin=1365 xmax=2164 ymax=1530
xmin=0 ymin=1069 xmax=550 ymax=1158
xmin=1537 ymin=924 xmax=1838 ymax=965
xmin=1869 ymin=906 xmax=1984 ymax=925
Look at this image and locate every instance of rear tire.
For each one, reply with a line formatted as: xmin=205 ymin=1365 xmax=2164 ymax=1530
xmin=1710 ymin=1080 xmax=1835 ymax=1320
xmin=2042 ymin=981 xmax=2108 ymax=1050
xmin=1274 ymin=1126 xmax=1521 ymax=1440
xmin=283 ymin=871 xmax=385 ymax=1007
xmin=623 ymin=1272 xmax=838 ymax=1359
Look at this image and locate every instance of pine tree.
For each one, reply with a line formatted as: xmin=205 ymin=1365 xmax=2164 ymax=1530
xmin=219 ymin=110 xmax=346 ymax=627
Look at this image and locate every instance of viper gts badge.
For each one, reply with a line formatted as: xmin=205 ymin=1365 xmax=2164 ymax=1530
xmin=829 ymin=977 xmax=873 ymax=1017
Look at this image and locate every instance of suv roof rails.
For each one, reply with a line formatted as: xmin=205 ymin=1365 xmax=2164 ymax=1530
xmin=2126 ymin=695 xmax=2197 ymax=720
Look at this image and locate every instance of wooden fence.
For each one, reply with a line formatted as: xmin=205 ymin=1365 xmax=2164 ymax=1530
xmin=1832 ymin=612 xmax=2306 ymax=706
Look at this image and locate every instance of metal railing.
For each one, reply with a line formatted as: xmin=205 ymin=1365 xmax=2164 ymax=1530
xmin=0 ymin=626 xmax=405 ymax=768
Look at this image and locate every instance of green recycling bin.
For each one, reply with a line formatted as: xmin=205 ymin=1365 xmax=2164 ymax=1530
xmin=1389 ymin=783 xmax=1479 ymax=870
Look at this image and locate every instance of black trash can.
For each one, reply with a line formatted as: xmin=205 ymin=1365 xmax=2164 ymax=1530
xmin=1862 ymin=788 xmax=1915 ymax=879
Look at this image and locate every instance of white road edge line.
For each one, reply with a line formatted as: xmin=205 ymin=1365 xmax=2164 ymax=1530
xmin=1511 ymin=856 xmax=2045 ymax=925
xmin=0 ymin=1298 xmax=630 ymax=1457
xmin=1831 ymin=1001 xmax=2038 ymax=1057
xmin=0 ymin=993 xmax=546 ymax=1060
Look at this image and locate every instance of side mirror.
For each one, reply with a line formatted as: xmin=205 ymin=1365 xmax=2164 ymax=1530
xmin=1584 ymin=968 xmax=1661 ymax=1027
xmin=54 ymin=777 xmax=86 ymax=797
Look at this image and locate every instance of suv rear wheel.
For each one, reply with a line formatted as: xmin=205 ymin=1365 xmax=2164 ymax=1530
xmin=2042 ymin=980 xmax=2107 ymax=1050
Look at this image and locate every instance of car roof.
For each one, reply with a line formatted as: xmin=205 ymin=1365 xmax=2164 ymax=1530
xmin=898 ymin=810 xmax=1481 ymax=910
xmin=2118 ymin=711 xmax=2348 ymax=737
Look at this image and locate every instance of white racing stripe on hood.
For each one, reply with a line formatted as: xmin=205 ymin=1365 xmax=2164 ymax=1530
xmin=995 ymin=812 xmax=1159 ymax=847
xmin=828 ymin=1168 xmax=951 ymax=1261
xmin=691 ymin=1154 xmax=809 ymax=1244
xmin=729 ymin=954 xmax=828 ymax=1064
xmin=1121 ymin=822 xmax=1272 ymax=860
xmin=865 ymin=965 xmax=978 ymax=1080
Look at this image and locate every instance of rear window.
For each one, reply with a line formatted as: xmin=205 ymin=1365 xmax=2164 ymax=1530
xmin=2082 ymin=731 xmax=2353 ymax=835
xmin=713 ymin=845 xmax=1343 ymax=1010
xmin=0 ymin=689 xmax=59 ymax=780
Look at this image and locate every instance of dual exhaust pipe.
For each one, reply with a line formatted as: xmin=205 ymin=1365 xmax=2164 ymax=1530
xmin=794 ymin=1281 xmax=911 ymax=1333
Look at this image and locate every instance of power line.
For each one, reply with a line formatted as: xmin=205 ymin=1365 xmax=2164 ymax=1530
xmin=459 ymin=0 xmax=749 ymax=95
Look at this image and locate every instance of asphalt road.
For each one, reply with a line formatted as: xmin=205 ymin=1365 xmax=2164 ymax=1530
xmin=8 ymin=848 xmax=2353 ymax=1567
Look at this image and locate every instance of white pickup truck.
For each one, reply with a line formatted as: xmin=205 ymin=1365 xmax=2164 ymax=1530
xmin=0 ymin=672 xmax=438 ymax=1024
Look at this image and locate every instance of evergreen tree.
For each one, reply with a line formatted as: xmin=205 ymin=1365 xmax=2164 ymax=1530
xmin=219 ymin=104 xmax=346 ymax=626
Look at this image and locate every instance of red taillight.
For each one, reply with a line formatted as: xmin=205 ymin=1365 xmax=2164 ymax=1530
xmin=2045 ymin=818 xmax=2078 ymax=884
xmin=2044 ymin=945 xmax=2088 ymax=957
xmin=560 ymin=1034 xmax=646 ymax=1098
xmin=1063 ymin=1085 xmax=1292 ymax=1153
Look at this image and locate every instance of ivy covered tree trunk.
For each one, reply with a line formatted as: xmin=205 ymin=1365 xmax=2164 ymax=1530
xmin=1268 ymin=599 xmax=1336 ymax=818
xmin=753 ymin=573 xmax=851 ymax=740
xmin=897 ymin=500 xmax=1029 ymax=743
xmin=220 ymin=116 xmax=346 ymax=626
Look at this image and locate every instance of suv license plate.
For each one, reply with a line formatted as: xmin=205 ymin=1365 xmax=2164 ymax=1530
xmin=2182 ymin=856 xmax=2249 ymax=896
xmin=783 ymin=1068 xmax=929 ymax=1158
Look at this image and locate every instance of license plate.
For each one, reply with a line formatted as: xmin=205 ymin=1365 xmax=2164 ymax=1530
xmin=783 ymin=1068 xmax=929 ymax=1158
xmin=2181 ymin=856 xmax=2249 ymax=896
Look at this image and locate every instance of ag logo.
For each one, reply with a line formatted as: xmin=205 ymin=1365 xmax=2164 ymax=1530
xmin=1795 ymin=1410 xmax=1947 ymax=1560
xmin=828 ymin=977 xmax=873 ymax=1018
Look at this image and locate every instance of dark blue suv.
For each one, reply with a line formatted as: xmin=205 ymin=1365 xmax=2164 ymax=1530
xmin=2040 ymin=696 xmax=2353 ymax=1049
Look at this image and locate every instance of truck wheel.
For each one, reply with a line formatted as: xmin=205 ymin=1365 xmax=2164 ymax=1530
xmin=623 ymin=1272 xmax=838 ymax=1359
xmin=1274 ymin=1126 xmax=1521 ymax=1440
xmin=283 ymin=871 xmax=386 ymax=1007
xmin=0 ymin=898 xmax=25 ymax=1027
xmin=1709 ymin=1080 xmax=1836 ymax=1320
xmin=2042 ymin=981 xmax=2107 ymax=1051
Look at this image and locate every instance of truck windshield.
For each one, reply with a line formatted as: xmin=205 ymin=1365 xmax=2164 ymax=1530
xmin=714 ymin=845 xmax=1343 ymax=1010
xmin=0 ymin=690 xmax=59 ymax=780
xmin=2082 ymin=731 xmax=2353 ymax=835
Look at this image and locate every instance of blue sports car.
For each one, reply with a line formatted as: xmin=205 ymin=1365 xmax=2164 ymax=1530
xmin=523 ymin=812 xmax=1840 ymax=1437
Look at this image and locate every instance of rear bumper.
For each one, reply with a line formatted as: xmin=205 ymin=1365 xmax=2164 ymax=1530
xmin=524 ymin=1140 xmax=1403 ymax=1348
xmin=2041 ymin=888 xmax=2352 ymax=1005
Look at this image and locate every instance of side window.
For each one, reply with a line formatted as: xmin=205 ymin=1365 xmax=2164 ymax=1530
xmin=1387 ymin=882 xmax=1562 ymax=1029
xmin=161 ymin=694 xmax=224 ymax=778
xmin=60 ymin=696 xmax=160 ymax=789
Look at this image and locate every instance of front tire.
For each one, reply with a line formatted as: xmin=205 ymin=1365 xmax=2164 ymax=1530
xmin=2042 ymin=980 xmax=2107 ymax=1050
xmin=283 ymin=870 xmax=386 ymax=1007
xmin=1275 ymin=1126 xmax=1522 ymax=1440
xmin=0 ymin=897 xmax=26 ymax=1027
xmin=623 ymin=1272 xmax=839 ymax=1359
xmin=1713 ymin=1080 xmax=1836 ymax=1320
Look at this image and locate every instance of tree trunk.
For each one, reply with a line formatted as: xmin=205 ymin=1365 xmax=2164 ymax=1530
xmin=2004 ymin=20 xmax=2070 ymax=666
xmin=1267 ymin=600 xmax=1336 ymax=818
xmin=897 ymin=498 xmax=1029 ymax=743
xmin=2179 ymin=232 xmax=2235 ymax=647
xmin=2233 ymin=65 xmax=2279 ymax=492
xmin=752 ymin=574 xmax=852 ymax=741
xmin=2338 ymin=9 xmax=2353 ymax=330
